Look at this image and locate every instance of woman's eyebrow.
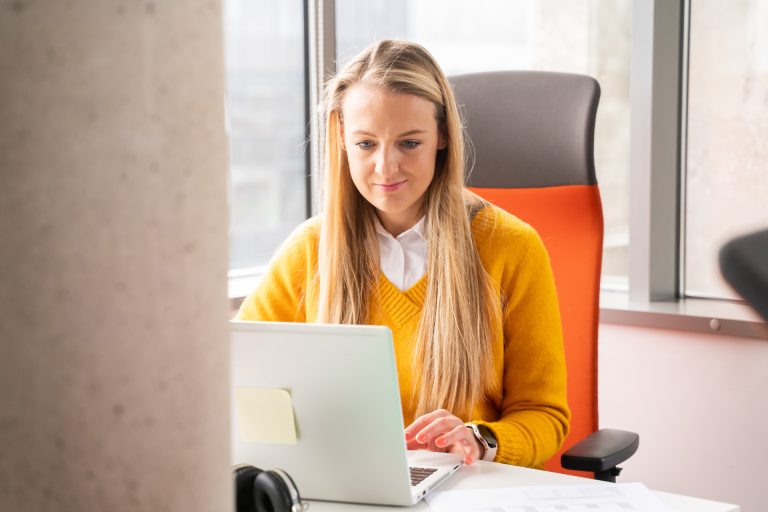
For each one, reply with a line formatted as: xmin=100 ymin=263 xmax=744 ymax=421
xmin=398 ymin=129 xmax=428 ymax=137
xmin=351 ymin=129 xmax=428 ymax=137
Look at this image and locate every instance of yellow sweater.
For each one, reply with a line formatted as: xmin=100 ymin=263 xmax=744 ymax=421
xmin=236 ymin=204 xmax=570 ymax=468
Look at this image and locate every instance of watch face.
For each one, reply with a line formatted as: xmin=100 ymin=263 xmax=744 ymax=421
xmin=476 ymin=424 xmax=497 ymax=448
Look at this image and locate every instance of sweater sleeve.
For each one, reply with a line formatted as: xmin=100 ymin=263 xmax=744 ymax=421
xmin=234 ymin=219 xmax=319 ymax=322
xmin=475 ymin=226 xmax=571 ymax=468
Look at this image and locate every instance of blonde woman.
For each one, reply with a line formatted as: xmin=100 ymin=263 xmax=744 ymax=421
xmin=236 ymin=40 xmax=570 ymax=468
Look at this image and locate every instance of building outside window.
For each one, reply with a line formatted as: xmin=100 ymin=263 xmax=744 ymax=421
xmin=685 ymin=0 xmax=768 ymax=300
xmin=224 ymin=0 xmax=307 ymax=272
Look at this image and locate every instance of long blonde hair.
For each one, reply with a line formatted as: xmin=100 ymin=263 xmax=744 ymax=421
xmin=318 ymin=40 xmax=500 ymax=419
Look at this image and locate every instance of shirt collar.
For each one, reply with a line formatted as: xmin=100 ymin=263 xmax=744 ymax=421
xmin=373 ymin=214 xmax=427 ymax=241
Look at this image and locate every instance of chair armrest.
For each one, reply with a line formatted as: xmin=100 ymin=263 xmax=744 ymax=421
xmin=561 ymin=428 xmax=639 ymax=481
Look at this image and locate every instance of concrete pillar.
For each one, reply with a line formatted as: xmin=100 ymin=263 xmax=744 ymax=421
xmin=0 ymin=1 xmax=230 ymax=510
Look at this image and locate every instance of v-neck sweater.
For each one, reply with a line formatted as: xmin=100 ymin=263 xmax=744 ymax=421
xmin=236 ymin=204 xmax=570 ymax=468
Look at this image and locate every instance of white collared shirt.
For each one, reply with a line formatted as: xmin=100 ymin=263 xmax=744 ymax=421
xmin=373 ymin=216 xmax=428 ymax=291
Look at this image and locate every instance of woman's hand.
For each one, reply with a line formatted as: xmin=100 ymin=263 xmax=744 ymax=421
xmin=404 ymin=409 xmax=483 ymax=465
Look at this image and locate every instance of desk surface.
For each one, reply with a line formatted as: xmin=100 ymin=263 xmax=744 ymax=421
xmin=305 ymin=461 xmax=739 ymax=511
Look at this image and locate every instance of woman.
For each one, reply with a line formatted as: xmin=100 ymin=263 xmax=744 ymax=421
xmin=236 ymin=40 xmax=570 ymax=468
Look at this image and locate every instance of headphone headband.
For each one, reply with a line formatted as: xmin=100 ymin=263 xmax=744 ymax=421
xmin=271 ymin=468 xmax=308 ymax=512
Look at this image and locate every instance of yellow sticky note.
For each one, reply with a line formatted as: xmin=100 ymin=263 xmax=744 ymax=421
xmin=235 ymin=387 xmax=298 ymax=444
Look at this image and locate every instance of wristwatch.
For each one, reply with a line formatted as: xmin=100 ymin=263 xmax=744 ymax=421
xmin=466 ymin=423 xmax=498 ymax=461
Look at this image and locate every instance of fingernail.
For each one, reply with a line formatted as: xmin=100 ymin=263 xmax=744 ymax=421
xmin=435 ymin=437 xmax=445 ymax=447
xmin=417 ymin=435 xmax=426 ymax=443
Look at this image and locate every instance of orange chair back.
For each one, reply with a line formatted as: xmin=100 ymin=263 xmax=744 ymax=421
xmin=453 ymin=71 xmax=603 ymax=476
xmin=470 ymin=185 xmax=602 ymax=477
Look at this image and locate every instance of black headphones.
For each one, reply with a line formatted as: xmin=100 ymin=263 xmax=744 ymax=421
xmin=234 ymin=464 xmax=308 ymax=512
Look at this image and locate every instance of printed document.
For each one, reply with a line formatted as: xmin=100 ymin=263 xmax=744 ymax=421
xmin=425 ymin=482 xmax=676 ymax=512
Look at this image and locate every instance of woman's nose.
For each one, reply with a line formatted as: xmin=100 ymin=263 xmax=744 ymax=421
xmin=374 ymin=147 xmax=398 ymax=177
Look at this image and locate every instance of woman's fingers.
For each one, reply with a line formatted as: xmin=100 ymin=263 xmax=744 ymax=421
xmin=411 ymin=415 xmax=460 ymax=447
xmin=404 ymin=410 xmax=482 ymax=464
xmin=404 ymin=409 xmax=451 ymax=442
xmin=435 ymin=423 xmax=471 ymax=449
xmin=405 ymin=437 xmax=423 ymax=450
xmin=438 ymin=425 xmax=480 ymax=464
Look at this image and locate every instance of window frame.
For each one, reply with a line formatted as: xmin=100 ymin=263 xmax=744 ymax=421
xmin=609 ymin=0 xmax=766 ymax=339
xmin=628 ymin=0 xmax=683 ymax=303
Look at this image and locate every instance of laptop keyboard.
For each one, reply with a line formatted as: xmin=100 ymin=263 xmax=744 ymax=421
xmin=409 ymin=466 xmax=437 ymax=486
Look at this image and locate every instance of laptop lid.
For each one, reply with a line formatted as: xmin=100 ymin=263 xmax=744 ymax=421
xmin=230 ymin=320 xmax=459 ymax=506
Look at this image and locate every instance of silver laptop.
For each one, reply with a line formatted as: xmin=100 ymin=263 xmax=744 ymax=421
xmin=230 ymin=320 xmax=463 ymax=506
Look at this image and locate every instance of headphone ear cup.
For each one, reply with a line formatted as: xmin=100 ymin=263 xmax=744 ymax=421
xmin=234 ymin=465 xmax=262 ymax=512
xmin=254 ymin=470 xmax=295 ymax=512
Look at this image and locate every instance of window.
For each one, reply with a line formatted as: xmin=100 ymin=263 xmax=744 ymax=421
xmin=224 ymin=0 xmax=308 ymax=271
xmin=335 ymin=0 xmax=632 ymax=289
xmin=684 ymin=0 xmax=768 ymax=300
xmin=228 ymin=0 xmax=766 ymax=335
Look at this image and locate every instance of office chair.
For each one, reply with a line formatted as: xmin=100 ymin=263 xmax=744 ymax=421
xmin=451 ymin=71 xmax=638 ymax=481
xmin=720 ymin=228 xmax=768 ymax=323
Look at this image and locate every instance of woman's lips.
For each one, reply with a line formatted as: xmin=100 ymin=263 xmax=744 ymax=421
xmin=376 ymin=180 xmax=406 ymax=192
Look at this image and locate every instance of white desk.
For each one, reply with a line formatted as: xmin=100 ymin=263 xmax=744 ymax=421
xmin=305 ymin=461 xmax=739 ymax=511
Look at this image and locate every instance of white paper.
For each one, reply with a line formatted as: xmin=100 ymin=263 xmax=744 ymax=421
xmin=425 ymin=482 xmax=677 ymax=512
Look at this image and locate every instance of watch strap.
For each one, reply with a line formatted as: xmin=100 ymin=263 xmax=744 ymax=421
xmin=466 ymin=423 xmax=498 ymax=462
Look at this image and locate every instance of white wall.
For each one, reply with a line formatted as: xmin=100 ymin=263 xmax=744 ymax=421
xmin=599 ymin=323 xmax=768 ymax=512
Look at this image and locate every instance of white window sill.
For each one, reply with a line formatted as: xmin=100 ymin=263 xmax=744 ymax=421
xmin=228 ymin=267 xmax=265 ymax=311
xmin=600 ymin=290 xmax=768 ymax=340
xmin=227 ymin=272 xmax=768 ymax=340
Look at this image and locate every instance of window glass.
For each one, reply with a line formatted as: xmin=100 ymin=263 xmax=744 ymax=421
xmin=224 ymin=0 xmax=307 ymax=270
xmin=336 ymin=0 xmax=632 ymax=289
xmin=685 ymin=0 xmax=768 ymax=299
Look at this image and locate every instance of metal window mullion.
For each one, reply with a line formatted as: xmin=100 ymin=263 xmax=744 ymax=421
xmin=307 ymin=0 xmax=336 ymax=215
xmin=678 ymin=0 xmax=692 ymax=298
xmin=629 ymin=0 xmax=684 ymax=302
xmin=303 ymin=0 xmax=312 ymax=218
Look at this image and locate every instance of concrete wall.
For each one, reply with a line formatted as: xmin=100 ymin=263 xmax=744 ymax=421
xmin=0 ymin=2 xmax=230 ymax=510
xmin=599 ymin=323 xmax=768 ymax=512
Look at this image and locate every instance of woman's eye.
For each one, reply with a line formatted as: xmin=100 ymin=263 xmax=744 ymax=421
xmin=355 ymin=141 xmax=375 ymax=150
xmin=401 ymin=140 xmax=421 ymax=150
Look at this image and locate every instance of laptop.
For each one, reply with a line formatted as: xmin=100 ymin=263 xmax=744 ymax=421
xmin=230 ymin=320 xmax=464 ymax=506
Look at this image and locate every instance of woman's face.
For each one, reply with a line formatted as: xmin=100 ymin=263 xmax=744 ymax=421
xmin=341 ymin=83 xmax=445 ymax=236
